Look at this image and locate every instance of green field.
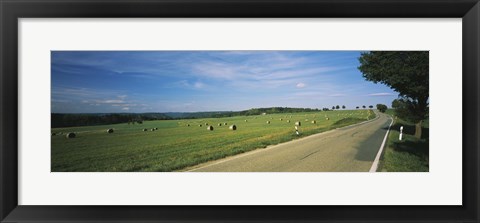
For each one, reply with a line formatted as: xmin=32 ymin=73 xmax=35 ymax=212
xmin=379 ymin=109 xmax=429 ymax=172
xmin=52 ymin=110 xmax=376 ymax=172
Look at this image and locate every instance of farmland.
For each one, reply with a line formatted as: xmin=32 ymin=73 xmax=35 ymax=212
xmin=51 ymin=110 xmax=375 ymax=172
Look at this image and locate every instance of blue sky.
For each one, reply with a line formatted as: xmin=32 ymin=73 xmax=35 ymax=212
xmin=51 ymin=51 xmax=398 ymax=113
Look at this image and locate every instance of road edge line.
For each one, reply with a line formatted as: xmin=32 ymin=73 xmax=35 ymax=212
xmin=369 ymin=116 xmax=394 ymax=172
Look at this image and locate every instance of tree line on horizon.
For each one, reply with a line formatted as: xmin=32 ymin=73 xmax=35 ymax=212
xmin=51 ymin=106 xmax=369 ymax=128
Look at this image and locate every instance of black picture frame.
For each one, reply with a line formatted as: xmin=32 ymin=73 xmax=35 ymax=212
xmin=1 ymin=0 xmax=479 ymax=222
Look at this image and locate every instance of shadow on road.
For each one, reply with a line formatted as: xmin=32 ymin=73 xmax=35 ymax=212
xmin=353 ymin=119 xmax=390 ymax=162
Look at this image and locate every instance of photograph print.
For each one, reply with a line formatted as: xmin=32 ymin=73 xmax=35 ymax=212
xmin=51 ymin=51 xmax=429 ymax=172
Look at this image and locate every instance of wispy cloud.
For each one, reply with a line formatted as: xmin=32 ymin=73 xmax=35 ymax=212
xmin=296 ymin=83 xmax=306 ymax=88
xmin=329 ymin=93 xmax=347 ymax=97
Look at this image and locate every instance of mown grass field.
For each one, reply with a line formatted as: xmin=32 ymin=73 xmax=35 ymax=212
xmin=52 ymin=110 xmax=376 ymax=172
xmin=379 ymin=109 xmax=429 ymax=172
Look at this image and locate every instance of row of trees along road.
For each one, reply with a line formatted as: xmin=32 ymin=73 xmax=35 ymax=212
xmin=355 ymin=105 xmax=372 ymax=109
xmin=358 ymin=51 xmax=428 ymax=139
xmin=331 ymin=105 xmax=346 ymax=110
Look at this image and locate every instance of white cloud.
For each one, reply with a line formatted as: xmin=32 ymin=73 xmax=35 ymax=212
xmin=296 ymin=83 xmax=306 ymax=88
xmin=102 ymin=100 xmax=125 ymax=104
xmin=194 ymin=82 xmax=205 ymax=89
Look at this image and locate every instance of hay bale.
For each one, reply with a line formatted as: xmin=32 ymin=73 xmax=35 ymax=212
xmin=295 ymin=121 xmax=301 ymax=126
xmin=280 ymin=118 xmax=283 ymax=121
xmin=245 ymin=120 xmax=248 ymax=122
xmin=107 ymin=128 xmax=114 ymax=133
xmin=207 ymin=125 xmax=214 ymax=131
xmin=287 ymin=120 xmax=290 ymax=123
xmin=224 ymin=122 xmax=227 ymax=125
xmin=143 ymin=128 xmax=147 ymax=131
xmin=199 ymin=124 xmax=202 ymax=127
xmin=187 ymin=124 xmax=190 ymax=127
xmin=66 ymin=132 xmax=76 ymax=138
xmin=205 ymin=123 xmax=208 ymax=125
xmin=155 ymin=127 xmax=158 ymax=130
xmin=326 ymin=117 xmax=330 ymax=120
xmin=311 ymin=120 xmax=316 ymax=124
xmin=218 ymin=123 xmax=222 ymax=126
xmin=305 ymin=119 xmax=308 ymax=121
xmin=266 ymin=121 xmax=270 ymax=124
xmin=229 ymin=125 xmax=237 ymax=130
xmin=151 ymin=128 xmax=155 ymax=131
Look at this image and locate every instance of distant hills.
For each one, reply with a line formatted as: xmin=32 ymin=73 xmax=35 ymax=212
xmin=52 ymin=107 xmax=323 ymax=128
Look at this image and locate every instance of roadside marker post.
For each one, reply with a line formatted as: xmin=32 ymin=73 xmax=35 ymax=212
xmin=399 ymin=126 xmax=403 ymax=141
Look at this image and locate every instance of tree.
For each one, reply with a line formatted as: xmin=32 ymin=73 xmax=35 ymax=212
xmin=342 ymin=105 xmax=346 ymax=109
xmin=392 ymin=99 xmax=402 ymax=109
xmin=358 ymin=51 xmax=428 ymax=138
xmin=376 ymin=104 xmax=387 ymax=113
xmin=332 ymin=106 xmax=335 ymax=110
xmin=356 ymin=106 xmax=359 ymax=109
xmin=335 ymin=105 xmax=340 ymax=109
xmin=368 ymin=105 xmax=373 ymax=109
xmin=362 ymin=105 xmax=366 ymax=109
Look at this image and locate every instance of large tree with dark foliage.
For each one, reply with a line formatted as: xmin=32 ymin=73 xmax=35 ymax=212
xmin=376 ymin=104 xmax=387 ymax=113
xmin=358 ymin=51 xmax=428 ymax=138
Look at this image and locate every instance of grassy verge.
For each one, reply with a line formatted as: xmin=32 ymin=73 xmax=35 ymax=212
xmin=379 ymin=109 xmax=429 ymax=172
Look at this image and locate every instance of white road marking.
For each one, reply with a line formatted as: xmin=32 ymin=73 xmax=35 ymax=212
xmin=369 ymin=116 xmax=394 ymax=172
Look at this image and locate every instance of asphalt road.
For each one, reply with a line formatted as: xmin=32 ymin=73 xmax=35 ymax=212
xmin=187 ymin=112 xmax=392 ymax=172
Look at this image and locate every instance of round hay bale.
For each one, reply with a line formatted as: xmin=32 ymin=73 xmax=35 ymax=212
xmin=295 ymin=121 xmax=301 ymax=126
xmin=266 ymin=121 xmax=270 ymax=124
xmin=107 ymin=128 xmax=114 ymax=133
xmin=280 ymin=118 xmax=283 ymax=121
xmin=224 ymin=122 xmax=227 ymax=125
xmin=155 ymin=127 xmax=158 ymax=130
xmin=218 ymin=123 xmax=222 ymax=126
xmin=229 ymin=125 xmax=237 ymax=130
xmin=305 ymin=119 xmax=308 ymax=121
xmin=311 ymin=120 xmax=316 ymax=124
xmin=287 ymin=120 xmax=290 ymax=123
xmin=143 ymin=128 xmax=147 ymax=131
xmin=187 ymin=124 xmax=190 ymax=127
xmin=151 ymin=128 xmax=155 ymax=131
xmin=207 ymin=125 xmax=214 ymax=131
xmin=245 ymin=120 xmax=248 ymax=122
xmin=205 ymin=123 xmax=208 ymax=125
xmin=326 ymin=117 xmax=330 ymax=120
xmin=65 ymin=132 xmax=76 ymax=138
xmin=199 ymin=124 xmax=202 ymax=127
